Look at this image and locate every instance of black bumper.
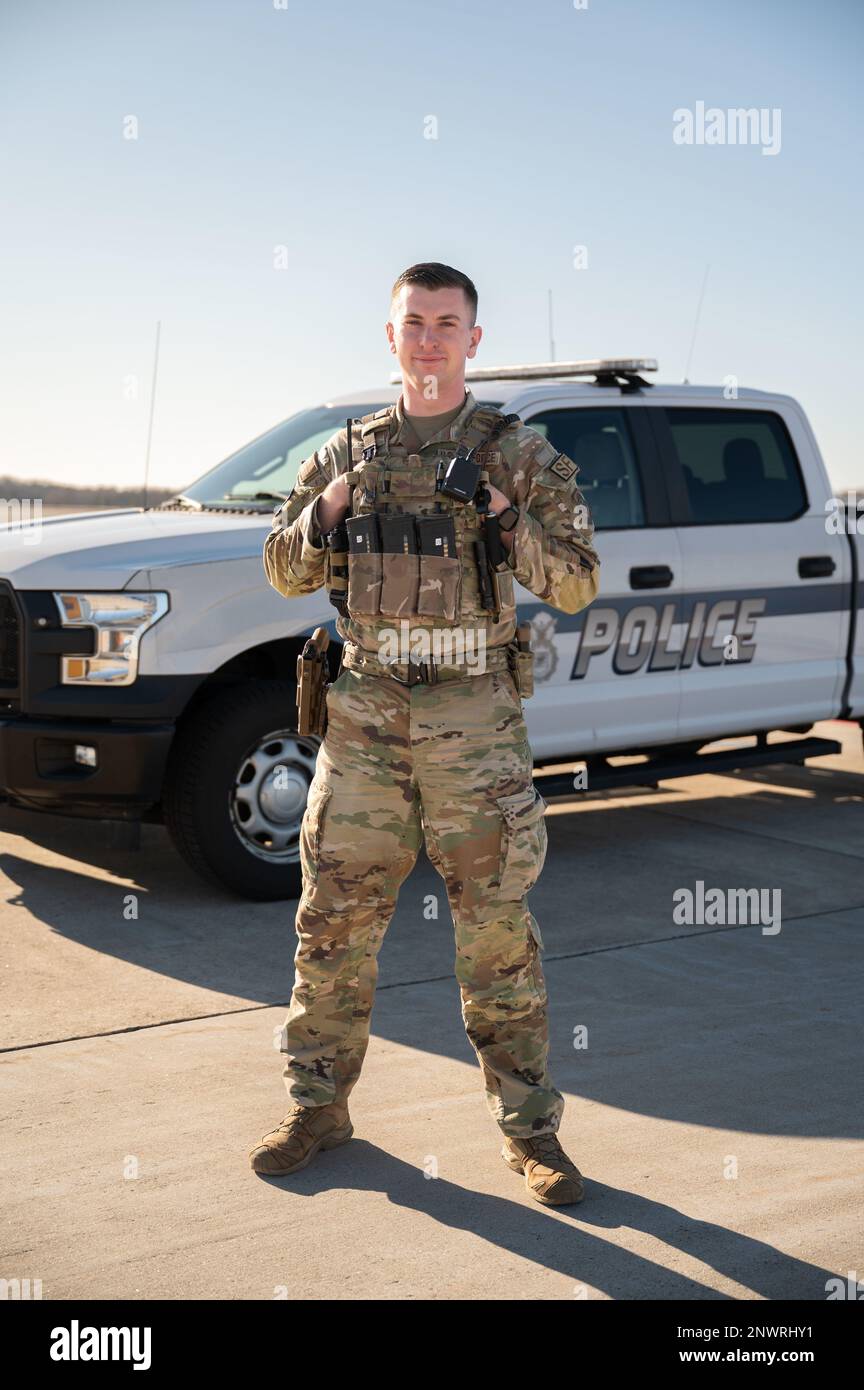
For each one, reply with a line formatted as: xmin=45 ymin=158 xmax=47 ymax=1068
xmin=0 ymin=716 xmax=175 ymax=819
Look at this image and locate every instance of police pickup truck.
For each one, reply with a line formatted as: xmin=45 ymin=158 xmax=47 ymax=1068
xmin=1 ymin=359 xmax=861 ymax=900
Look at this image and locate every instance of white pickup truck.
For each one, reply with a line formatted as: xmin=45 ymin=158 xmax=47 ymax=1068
xmin=1 ymin=359 xmax=861 ymax=899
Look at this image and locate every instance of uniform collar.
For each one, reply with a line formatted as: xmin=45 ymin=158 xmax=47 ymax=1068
xmin=391 ymin=387 xmax=480 ymax=449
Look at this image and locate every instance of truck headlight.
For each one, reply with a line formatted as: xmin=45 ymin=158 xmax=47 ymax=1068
xmin=52 ymin=591 xmax=169 ymax=686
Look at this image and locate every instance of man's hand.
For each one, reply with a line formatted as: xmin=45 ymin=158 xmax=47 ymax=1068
xmin=316 ymin=477 xmax=517 ymax=547
xmin=483 ymin=483 xmax=516 ymax=551
xmin=316 ymin=476 xmax=351 ymax=533
xmin=485 ymin=483 xmax=510 ymax=513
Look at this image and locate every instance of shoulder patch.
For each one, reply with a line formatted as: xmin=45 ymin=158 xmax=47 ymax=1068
xmin=548 ymin=454 xmax=577 ymax=482
xmin=519 ymin=435 xmax=582 ymax=491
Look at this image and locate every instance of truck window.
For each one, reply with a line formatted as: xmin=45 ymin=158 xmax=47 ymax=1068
xmin=179 ymin=404 xmax=390 ymax=506
xmin=665 ymin=408 xmax=806 ymax=523
xmin=524 ymin=409 xmax=644 ymax=529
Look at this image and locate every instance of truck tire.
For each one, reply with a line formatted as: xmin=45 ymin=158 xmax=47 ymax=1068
xmin=163 ymin=679 xmax=321 ymax=901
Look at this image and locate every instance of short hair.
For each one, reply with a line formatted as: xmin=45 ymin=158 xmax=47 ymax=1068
xmin=390 ymin=262 xmax=478 ymax=327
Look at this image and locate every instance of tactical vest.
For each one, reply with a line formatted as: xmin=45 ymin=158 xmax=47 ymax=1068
xmin=333 ymin=402 xmax=520 ymax=629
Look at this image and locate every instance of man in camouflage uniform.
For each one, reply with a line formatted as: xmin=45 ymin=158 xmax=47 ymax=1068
xmin=249 ymin=263 xmax=600 ymax=1205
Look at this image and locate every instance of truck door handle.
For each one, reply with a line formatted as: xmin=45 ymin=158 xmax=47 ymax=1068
xmin=630 ymin=564 xmax=674 ymax=589
xmin=798 ymin=555 xmax=836 ymax=579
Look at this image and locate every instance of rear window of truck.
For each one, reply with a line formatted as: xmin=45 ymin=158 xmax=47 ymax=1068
xmin=665 ymin=408 xmax=806 ymax=523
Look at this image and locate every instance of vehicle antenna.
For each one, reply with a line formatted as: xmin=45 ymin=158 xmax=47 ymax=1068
xmin=548 ymin=288 xmax=555 ymax=362
xmin=683 ymin=265 xmax=710 ymax=384
xmin=143 ymin=319 xmax=161 ymax=510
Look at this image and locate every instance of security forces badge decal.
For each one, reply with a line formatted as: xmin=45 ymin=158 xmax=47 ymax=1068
xmin=530 ymin=611 xmax=559 ymax=682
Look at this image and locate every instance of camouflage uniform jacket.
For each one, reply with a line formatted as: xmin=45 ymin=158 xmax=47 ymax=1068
xmin=263 ymin=388 xmax=601 ymax=652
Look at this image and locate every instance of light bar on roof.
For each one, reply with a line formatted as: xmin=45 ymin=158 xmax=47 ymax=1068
xmin=388 ymin=358 xmax=658 ymax=384
xmin=464 ymin=359 xmax=658 ymax=382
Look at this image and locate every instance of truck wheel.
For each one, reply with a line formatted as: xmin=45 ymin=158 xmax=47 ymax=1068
xmin=163 ymin=679 xmax=320 ymax=901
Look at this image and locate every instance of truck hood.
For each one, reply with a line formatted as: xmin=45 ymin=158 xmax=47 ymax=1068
xmin=0 ymin=507 xmax=273 ymax=590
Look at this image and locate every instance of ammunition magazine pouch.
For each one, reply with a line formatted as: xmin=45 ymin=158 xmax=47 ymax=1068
xmin=332 ymin=405 xmax=522 ymax=625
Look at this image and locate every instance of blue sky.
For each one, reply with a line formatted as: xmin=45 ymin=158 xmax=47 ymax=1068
xmin=1 ymin=0 xmax=861 ymax=492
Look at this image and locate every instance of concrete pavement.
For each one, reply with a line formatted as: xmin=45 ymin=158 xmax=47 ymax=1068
xmin=2 ymin=720 xmax=862 ymax=1300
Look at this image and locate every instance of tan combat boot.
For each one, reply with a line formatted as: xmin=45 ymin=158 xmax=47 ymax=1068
xmin=249 ymin=1101 xmax=353 ymax=1175
xmin=501 ymin=1132 xmax=585 ymax=1206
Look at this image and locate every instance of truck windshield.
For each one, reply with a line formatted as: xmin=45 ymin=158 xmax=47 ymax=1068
xmin=169 ymin=404 xmax=390 ymax=508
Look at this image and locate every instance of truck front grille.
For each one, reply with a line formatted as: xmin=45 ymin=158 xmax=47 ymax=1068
xmin=0 ymin=581 xmax=21 ymax=690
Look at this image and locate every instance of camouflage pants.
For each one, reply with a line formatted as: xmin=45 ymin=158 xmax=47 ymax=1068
xmin=279 ymin=664 xmax=564 ymax=1137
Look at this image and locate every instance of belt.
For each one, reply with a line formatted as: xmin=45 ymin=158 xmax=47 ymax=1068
xmin=340 ymin=640 xmax=513 ymax=686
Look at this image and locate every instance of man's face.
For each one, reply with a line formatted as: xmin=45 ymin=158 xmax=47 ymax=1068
xmin=386 ymin=284 xmax=482 ymax=399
